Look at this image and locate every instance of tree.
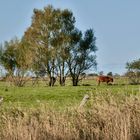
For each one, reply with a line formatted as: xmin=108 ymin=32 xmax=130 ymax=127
xmin=0 ymin=40 xmax=17 ymax=76
xmin=23 ymin=5 xmax=98 ymax=86
xmin=107 ymin=72 xmax=113 ymax=77
xmin=126 ymin=59 xmax=140 ymax=84
xmin=99 ymin=71 xmax=104 ymax=76
xmin=23 ymin=5 xmax=75 ymax=86
xmin=0 ymin=38 xmax=32 ymax=86
xmin=114 ymin=73 xmax=120 ymax=78
xmin=67 ymin=29 xmax=97 ymax=86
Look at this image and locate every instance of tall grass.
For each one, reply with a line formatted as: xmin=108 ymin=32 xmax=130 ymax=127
xmin=0 ymin=91 xmax=140 ymax=140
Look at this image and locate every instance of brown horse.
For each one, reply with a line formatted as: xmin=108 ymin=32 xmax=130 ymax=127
xmin=97 ymin=76 xmax=113 ymax=85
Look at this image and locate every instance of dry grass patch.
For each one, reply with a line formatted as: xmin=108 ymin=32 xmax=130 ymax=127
xmin=0 ymin=93 xmax=140 ymax=140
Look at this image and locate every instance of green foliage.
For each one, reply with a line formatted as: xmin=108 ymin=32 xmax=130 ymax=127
xmin=107 ymin=72 xmax=113 ymax=76
xmin=0 ymin=38 xmax=32 ymax=86
xmin=0 ymin=38 xmax=32 ymax=74
xmin=67 ymin=29 xmax=97 ymax=86
xmin=23 ymin=5 xmax=77 ymax=86
xmin=0 ymin=39 xmax=18 ymax=75
xmin=126 ymin=59 xmax=140 ymax=71
xmin=126 ymin=59 xmax=140 ymax=84
xmin=24 ymin=6 xmax=75 ymax=76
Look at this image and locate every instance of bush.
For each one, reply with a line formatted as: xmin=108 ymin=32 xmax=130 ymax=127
xmin=125 ymin=71 xmax=140 ymax=85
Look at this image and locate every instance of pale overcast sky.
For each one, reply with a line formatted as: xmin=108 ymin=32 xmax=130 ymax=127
xmin=0 ymin=0 xmax=140 ymax=74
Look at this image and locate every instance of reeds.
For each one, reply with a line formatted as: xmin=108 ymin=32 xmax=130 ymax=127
xmin=0 ymin=93 xmax=140 ymax=140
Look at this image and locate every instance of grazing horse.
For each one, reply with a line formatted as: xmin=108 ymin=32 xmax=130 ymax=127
xmin=97 ymin=76 xmax=113 ymax=85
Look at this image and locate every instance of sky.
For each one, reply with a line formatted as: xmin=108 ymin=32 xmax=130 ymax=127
xmin=0 ymin=0 xmax=140 ymax=75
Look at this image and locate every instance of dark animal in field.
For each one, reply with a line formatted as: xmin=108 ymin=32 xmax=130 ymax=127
xmin=97 ymin=76 xmax=113 ymax=85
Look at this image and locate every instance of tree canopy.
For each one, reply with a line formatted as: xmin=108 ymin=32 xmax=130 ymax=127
xmin=0 ymin=38 xmax=32 ymax=86
xmin=67 ymin=29 xmax=97 ymax=86
xmin=0 ymin=5 xmax=98 ymax=86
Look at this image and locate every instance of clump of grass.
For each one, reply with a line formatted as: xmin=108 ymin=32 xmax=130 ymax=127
xmin=0 ymin=93 xmax=140 ymax=140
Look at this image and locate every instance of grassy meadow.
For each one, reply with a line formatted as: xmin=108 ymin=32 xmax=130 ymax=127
xmin=0 ymin=76 xmax=139 ymax=109
xmin=0 ymin=77 xmax=140 ymax=140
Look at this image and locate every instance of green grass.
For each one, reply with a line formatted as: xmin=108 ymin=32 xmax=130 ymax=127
xmin=0 ymin=77 xmax=140 ymax=110
xmin=0 ymin=84 xmax=90 ymax=109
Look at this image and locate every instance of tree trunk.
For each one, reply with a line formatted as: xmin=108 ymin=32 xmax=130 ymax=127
xmin=59 ymin=61 xmax=66 ymax=86
xmin=49 ymin=76 xmax=56 ymax=86
xmin=72 ymin=77 xmax=79 ymax=86
xmin=60 ymin=76 xmax=66 ymax=86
